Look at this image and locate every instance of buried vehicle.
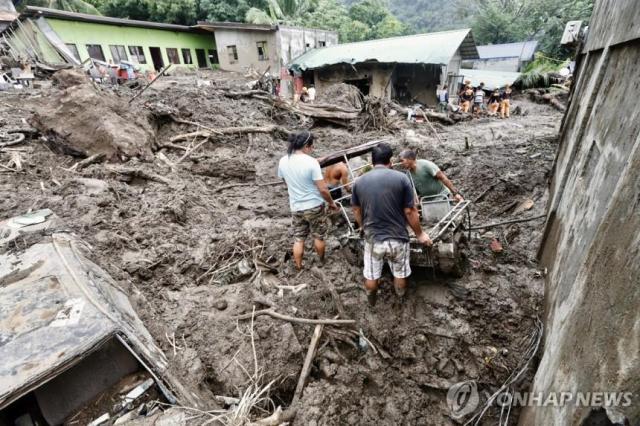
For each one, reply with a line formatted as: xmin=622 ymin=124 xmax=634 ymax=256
xmin=0 ymin=210 xmax=201 ymax=425
xmin=319 ymin=141 xmax=471 ymax=276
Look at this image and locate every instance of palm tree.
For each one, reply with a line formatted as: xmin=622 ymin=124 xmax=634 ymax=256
xmin=245 ymin=0 xmax=317 ymax=25
xmin=17 ymin=0 xmax=101 ymax=15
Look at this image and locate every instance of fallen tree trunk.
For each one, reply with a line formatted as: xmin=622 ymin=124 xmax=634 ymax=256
xmin=104 ymin=165 xmax=172 ymax=186
xmin=223 ymin=89 xmax=361 ymax=126
xmin=232 ymin=309 xmax=356 ymax=325
xmin=170 ymin=125 xmax=290 ymax=143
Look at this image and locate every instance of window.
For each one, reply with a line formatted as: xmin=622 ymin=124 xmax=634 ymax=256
xmin=208 ymin=49 xmax=219 ymax=65
xmin=227 ymin=45 xmax=238 ymax=63
xmin=128 ymin=46 xmax=147 ymax=64
xmin=109 ymin=45 xmax=128 ymax=63
xmin=86 ymin=44 xmax=105 ymax=61
xmin=65 ymin=43 xmax=80 ymax=61
xmin=181 ymin=48 xmax=193 ymax=64
xmin=318 ymin=40 xmax=326 ymax=47
xmin=166 ymin=48 xmax=180 ymax=64
xmin=256 ymin=41 xmax=268 ymax=61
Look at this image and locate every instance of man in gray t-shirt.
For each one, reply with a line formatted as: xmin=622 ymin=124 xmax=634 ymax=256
xmin=351 ymin=143 xmax=432 ymax=306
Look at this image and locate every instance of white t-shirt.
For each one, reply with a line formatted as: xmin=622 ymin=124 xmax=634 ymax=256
xmin=307 ymin=87 xmax=316 ymax=101
xmin=278 ymin=153 xmax=325 ymax=212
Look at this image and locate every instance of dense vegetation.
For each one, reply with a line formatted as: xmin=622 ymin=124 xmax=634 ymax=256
xmin=15 ymin=0 xmax=593 ymax=59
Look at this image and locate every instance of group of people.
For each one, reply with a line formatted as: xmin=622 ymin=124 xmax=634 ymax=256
xmin=438 ymin=81 xmax=513 ymax=119
xmin=277 ymin=131 xmax=463 ymax=306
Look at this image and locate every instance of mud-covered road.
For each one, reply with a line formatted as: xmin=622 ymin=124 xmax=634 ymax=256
xmin=0 ymin=71 xmax=561 ymax=425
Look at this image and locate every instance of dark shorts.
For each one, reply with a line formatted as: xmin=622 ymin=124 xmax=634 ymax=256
xmin=328 ymin=185 xmax=343 ymax=201
xmin=292 ymin=204 xmax=329 ymax=241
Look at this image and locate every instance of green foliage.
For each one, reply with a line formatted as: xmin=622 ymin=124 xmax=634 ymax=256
xmin=385 ymin=0 xmax=472 ymax=33
xmin=147 ymin=0 xmax=198 ymax=25
xmin=340 ymin=19 xmax=371 ymax=41
xmin=373 ymin=14 xmax=406 ymax=38
xmin=517 ymin=52 xmax=570 ymax=88
xmin=471 ymin=0 xmax=593 ymax=59
xmin=19 ymin=0 xmax=101 ymax=14
xmin=99 ymin=0 xmax=200 ymax=23
xmin=471 ymin=0 xmax=527 ymax=44
xmin=100 ymin=0 xmax=151 ymax=20
xmin=247 ymin=0 xmax=406 ymax=42
xmin=201 ymin=0 xmax=268 ymax=22
xmin=244 ymin=0 xmax=318 ymax=24
xmin=300 ymin=0 xmax=363 ymax=41
xmin=348 ymin=0 xmax=387 ymax=27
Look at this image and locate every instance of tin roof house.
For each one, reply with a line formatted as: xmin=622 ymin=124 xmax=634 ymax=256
xmin=289 ymin=28 xmax=479 ymax=105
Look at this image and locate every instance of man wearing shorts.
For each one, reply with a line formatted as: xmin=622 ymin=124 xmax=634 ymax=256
xmin=351 ymin=143 xmax=432 ymax=306
xmin=278 ymin=131 xmax=338 ymax=270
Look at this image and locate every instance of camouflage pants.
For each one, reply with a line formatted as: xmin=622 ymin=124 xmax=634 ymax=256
xmin=292 ymin=204 xmax=329 ymax=241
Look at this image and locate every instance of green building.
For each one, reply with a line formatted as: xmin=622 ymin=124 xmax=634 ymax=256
xmin=3 ymin=6 xmax=219 ymax=72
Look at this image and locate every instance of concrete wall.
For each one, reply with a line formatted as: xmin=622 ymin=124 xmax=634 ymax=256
xmin=520 ymin=1 xmax=640 ymax=424
xmin=214 ymin=28 xmax=278 ymax=74
xmin=277 ymin=26 xmax=337 ymax=67
xmin=214 ymin=26 xmax=337 ymax=77
xmin=46 ymin=18 xmax=216 ymax=71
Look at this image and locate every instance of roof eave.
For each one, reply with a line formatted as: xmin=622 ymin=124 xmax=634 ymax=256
xmin=195 ymin=21 xmax=277 ymax=32
xmin=22 ymin=6 xmax=201 ymax=33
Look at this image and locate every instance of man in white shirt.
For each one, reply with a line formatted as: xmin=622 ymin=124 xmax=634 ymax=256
xmin=278 ymin=131 xmax=338 ymax=269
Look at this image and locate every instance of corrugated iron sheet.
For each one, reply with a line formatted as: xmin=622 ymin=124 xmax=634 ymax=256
xmin=0 ymin=211 xmax=193 ymax=410
xmin=476 ymin=41 xmax=538 ymax=60
xmin=290 ymin=28 xmax=478 ymax=71
xmin=460 ymin=68 xmax=521 ymax=90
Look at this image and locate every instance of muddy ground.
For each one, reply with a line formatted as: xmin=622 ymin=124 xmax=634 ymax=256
xmin=0 ymin=70 xmax=561 ymax=425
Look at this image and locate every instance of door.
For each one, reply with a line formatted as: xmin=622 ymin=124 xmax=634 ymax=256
xmin=149 ymin=47 xmax=164 ymax=71
xmin=195 ymin=49 xmax=207 ymax=68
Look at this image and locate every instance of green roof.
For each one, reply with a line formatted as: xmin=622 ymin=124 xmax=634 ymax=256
xmin=290 ymin=28 xmax=478 ymax=71
xmin=460 ymin=68 xmax=521 ymax=90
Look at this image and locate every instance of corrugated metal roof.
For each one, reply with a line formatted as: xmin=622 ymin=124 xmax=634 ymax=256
xmin=460 ymin=68 xmax=520 ymax=90
xmin=0 ymin=210 xmax=186 ymax=410
xmin=290 ymin=28 xmax=478 ymax=71
xmin=22 ymin=6 xmax=202 ymax=33
xmin=476 ymin=41 xmax=538 ymax=60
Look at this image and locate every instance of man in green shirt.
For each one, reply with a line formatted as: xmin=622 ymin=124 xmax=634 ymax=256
xmin=398 ymin=150 xmax=464 ymax=202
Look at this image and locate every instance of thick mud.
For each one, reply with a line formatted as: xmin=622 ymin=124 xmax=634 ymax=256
xmin=0 ymin=70 xmax=560 ymax=425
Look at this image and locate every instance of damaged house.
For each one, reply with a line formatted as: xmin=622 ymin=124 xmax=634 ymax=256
xmin=195 ymin=21 xmax=338 ymax=76
xmin=2 ymin=6 xmax=219 ymax=71
xmin=289 ymin=28 xmax=479 ymax=105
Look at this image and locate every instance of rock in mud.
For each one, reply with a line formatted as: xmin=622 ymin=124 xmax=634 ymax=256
xmin=30 ymin=78 xmax=154 ymax=160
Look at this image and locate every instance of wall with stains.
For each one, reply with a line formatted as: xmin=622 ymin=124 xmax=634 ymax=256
xmin=520 ymin=1 xmax=640 ymax=424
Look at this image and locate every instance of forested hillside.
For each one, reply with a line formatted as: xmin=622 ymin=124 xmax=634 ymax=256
xmin=381 ymin=0 xmax=472 ymax=33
